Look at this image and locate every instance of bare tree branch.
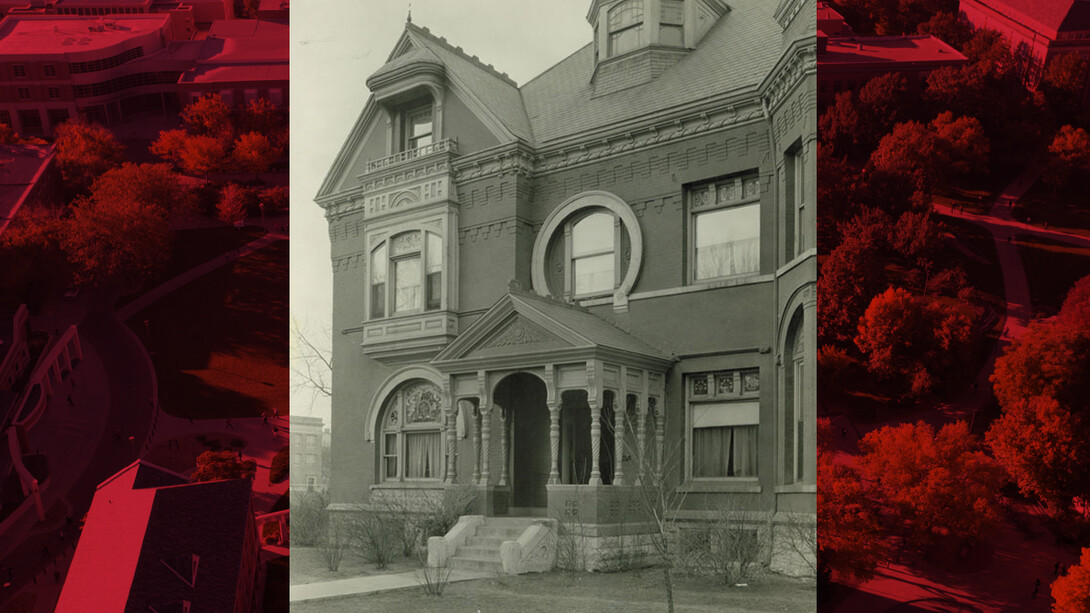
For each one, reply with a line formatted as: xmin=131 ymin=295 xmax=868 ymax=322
xmin=291 ymin=316 xmax=333 ymax=408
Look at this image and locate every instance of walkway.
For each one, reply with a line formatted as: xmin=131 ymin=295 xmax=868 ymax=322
xmin=289 ymin=569 xmax=492 ymax=603
xmin=828 ymin=164 xmax=1084 ymax=612
xmin=0 ymin=227 xmax=288 ymax=613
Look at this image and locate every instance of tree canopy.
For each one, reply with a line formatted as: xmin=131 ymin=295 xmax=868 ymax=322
xmin=54 ymin=119 xmax=125 ymax=196
xmin=191 ymin=450 xmax=256 ymax=482
xmin=1052 ymin=548 xmax=1090 ymax=613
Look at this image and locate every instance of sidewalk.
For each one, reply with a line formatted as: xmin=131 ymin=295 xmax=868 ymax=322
xmin=289 ymin=569 xmax=492 ymax=603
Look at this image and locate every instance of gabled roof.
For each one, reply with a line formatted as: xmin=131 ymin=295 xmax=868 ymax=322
xmin=398 ymin=23 xmax=535 ymax=142
xmin=521 ymin=0 xmax=781 ymax=144
xmin=432 ymin=290 xmax=672 ymax=371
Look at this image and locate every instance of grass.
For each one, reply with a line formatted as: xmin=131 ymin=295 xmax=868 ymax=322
xmin=127 ymin=240 xmax=287 ymax=419
xmin=290 ymin=548 xmax=421 ymax=586
xmin=1015 ymin=234 xmax=1090 ymax=317
xmin=291 ymin=568 xmax=815 ymax=613
xmin=1012 ymin=170 xmax=1090 ymax=238
xmin=116 ymin=225 xmax=265 ymax=309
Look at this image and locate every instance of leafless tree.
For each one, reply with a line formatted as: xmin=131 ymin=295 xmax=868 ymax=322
xmin=291 ymin=317 xmax=332 ymax=408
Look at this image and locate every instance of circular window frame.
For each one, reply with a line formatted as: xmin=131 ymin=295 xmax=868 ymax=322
xmin=531 ymin=191 xmax=643 ymax=308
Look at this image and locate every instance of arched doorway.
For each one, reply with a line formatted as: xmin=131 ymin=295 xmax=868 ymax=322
xmin=494 ymin=373 xmax=550 ymax=511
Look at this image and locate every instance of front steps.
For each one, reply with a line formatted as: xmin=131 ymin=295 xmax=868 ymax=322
xmin=448 ymin=517 xmax=541 ymax=573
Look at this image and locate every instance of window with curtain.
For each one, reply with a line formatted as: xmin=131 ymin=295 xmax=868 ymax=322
xmin=368 ymin=230 xmax=444 ymax=319
xmin=403 ymin=103 xmax=433 ymax=151
xmin=608 ymin=0 xmax=644 ymax=56
xmin=690 ymin=174 xmax=761 ymax=282
xmin=689 ymin=371 xmax=760 ymax=479
xmin=380 ymin=381 xmax=443 ymax=482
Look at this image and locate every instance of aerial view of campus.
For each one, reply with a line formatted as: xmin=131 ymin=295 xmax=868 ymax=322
xmin=0 ymin=0 xmax=289 ymax=611
xmin=817 ymin=0 xmax=1090 ymax=611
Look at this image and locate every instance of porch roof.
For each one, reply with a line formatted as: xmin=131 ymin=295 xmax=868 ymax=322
xmin=431 ymin=290 xmax=674 ymax=373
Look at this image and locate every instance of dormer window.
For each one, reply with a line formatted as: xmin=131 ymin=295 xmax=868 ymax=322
xmin=660 ymin=0 xmax=685 ymax=46
xmin=402 ymin=103 xmax=433 ymax=152
xmin=608 ymin=0 xmax=645 ymax=56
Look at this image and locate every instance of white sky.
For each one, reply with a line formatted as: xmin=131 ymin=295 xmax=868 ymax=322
xmin=289 ymin=0 xmax=592 ymax=426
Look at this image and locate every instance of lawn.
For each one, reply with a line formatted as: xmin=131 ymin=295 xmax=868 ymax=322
xmin=127 ymin=240 xmax=288 ymax=419
xmin=116 ymin=225 xmax=265 ymax=309
xmin=1012 ymin=171 xmax=1090 ymax=239
xmin=292 ymin=569 xmax=814 ymax=613
xmin=291 ymin=548 xmax=421 ymax=586
xmin=1015 ymin=234 xmax=1090 ymax=316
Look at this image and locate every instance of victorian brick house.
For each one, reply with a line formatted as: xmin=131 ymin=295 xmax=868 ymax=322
xmin=316 ymin=0 xmax=816 ymax=573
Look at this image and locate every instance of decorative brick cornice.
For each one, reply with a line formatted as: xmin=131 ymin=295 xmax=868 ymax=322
xmin=760 ymin=38 xmax=817 ymax=113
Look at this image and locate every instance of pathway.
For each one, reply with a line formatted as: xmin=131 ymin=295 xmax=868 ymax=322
xmin=0 ymin=229 xmax=288 ymax=613
xmin=828 ymin=164 xmax=1084 ymax=612
xmin=290 ymin=569 xmax=493 ymax=603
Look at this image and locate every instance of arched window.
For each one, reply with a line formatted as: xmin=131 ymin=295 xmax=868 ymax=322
xmin=608 ymin=0 xmax=644 ymax=56
xmin=369 ymin=231 xmax=443 ymax=319
xmin=380 ymin=381 xmax=444 ymax=481
xmin=571 ymin=212 xmax=616 ymax=296
xmin=784 ymin=310 xmax=805 ymax=483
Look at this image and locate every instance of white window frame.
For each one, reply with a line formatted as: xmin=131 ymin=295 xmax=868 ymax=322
xmin=566 ymin=210 xmax=621 ymax=300
xmin=369 ymin=230 xmax=444 ymax=320
xmin=607 ymin=0 xmax=645 ymax=57
xmin=379 ymin=383 xmax=444 ymax=483
xmin=686 ymin=369 xmax=760 ymax=482
xmin=688 ymin=174 xmax=762 ymax=284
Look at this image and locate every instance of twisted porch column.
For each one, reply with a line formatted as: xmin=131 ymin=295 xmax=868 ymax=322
xmin=548 ymin=401 xmax=560 ymax=484
xmin=635 ymin=398 xmax=647 ymax=486
xmin=472 ymin=404 xmax=481 ymax=484
xmin=613 ymin=397 xmax=626 ymax=486
xmin=589 ymin=395 xmax=602 ymax=486
xmin=480 ymin=404 xmax=492 ymax=486
xmin=498 ymin=406 xmax=509 ymax=487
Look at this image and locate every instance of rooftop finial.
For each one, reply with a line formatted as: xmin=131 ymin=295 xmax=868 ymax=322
xmin=407 ymin=3 xmax=412 ymax=23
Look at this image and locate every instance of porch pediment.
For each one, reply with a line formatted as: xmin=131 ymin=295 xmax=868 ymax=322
xmin=431 ymin=289 xmax=673 ymax=373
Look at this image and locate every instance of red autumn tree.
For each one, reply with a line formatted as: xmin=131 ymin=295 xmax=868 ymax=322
xmin=916 ymin=11 xmax=973 ymax=49
xmin=231 ymin=132 xmax=282 ymax=174
xmin=929 ymin=111 xmax=989 ymax=175
xmin=89 ymin=163 xmax=196 ymax=221
xmin=149 ymin=128 xmax=189 ymax=166
xmin=178 ymin=135 xmax=228 ymax=175
xmin=181 ymin=94 xmax=234 ymax=141
xmin=61 ymin=194 xmax=170 ymax=288
xmin=869 ymin=113 xmax=989 ymax=190
xmin=987 ymin=281 xmax=1090 ymax=507
xmin=0 ymin=205 xmax=68 ymax=307
xmin=1041 ymin=53 xmax=1089 ymax=118
xmin=217 ymin=183 xmax=249 ymax=224
xmin=818 ymin=211 xmax=889 ymax=345
xmin=192 ymin=450 xmax=255 ymax=482
xmin=239 ymin=97 xmax=285 ymax=140
xmin=1043 ymin=125 xmax=1090 ymax=191
xmin=818 ymin=459 xmax=885 ymax=584
xmin=1052 ymin=548 xmax=1090 ymax=613
xmin=855 ymin=288 xmax=975 ymax=397
xmin=858 ymin=421 xmax=1004 ymax=548
xmin=53 ymin=119 xmax=125 ymax=195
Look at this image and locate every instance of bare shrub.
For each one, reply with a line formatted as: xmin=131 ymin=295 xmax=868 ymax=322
xmin=415 ymin=547 xmax=454 ymax=596
xmin=679 ymin=500 xmax=771 ymax=585
xmin=320 ymin=525 xmax=347 ymax=572
xmin=776 ymin=512 xmax=817 ymax=577
xmin=344 ymin=511 xmax=400 ymax=569
xmin=290 ymin=490 xmax=328 ymax=547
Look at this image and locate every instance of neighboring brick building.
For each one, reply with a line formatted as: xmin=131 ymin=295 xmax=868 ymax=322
xmin=817 ymin=2 xmax=968 ymax=108
xmin=57 ymin=461 xmax=259 ymax=613
xmin=290 ymin=415 xmax=327 ymax=492
xmin=0 ymin=13 xmax=286 ymax=137
xmin=317 ymin=0 xmax=816 ymax=574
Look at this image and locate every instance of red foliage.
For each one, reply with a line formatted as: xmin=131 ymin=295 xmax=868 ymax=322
xmin=231 ymin=132 xmax=282 ymax=174
xmin=217 ymin=183 xmax=249 ymax=225
xmin=817 ymin=450 xmax=884 ymax=583
xmin=53 ymin=119 xmax=125 ymax=194
xmin=182 ymin=94 xmax=234 ymax=140
xmin=858 ymin=421 xmax=1004 ymax=546
xmin=1052 ymin=548 xmax=1090 ymax=613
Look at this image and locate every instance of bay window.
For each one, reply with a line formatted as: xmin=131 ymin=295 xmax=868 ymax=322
xmin=369 ymin=230 xmax=444 ymax=319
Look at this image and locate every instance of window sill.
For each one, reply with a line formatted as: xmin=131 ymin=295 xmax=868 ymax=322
xmin=678 ymin=479 xmax=761 ymax=493
xmin=774 ymin=483 xmax=816 ymax=494
xmin=371 ymin=481 xmax=446 ymax=490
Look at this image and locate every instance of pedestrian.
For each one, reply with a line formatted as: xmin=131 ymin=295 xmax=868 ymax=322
xmin=66 ymin=394 xmax=73 ymax=406
xmin=273 ymin=408 xmax=280 ymax=419
xmin=263 ymin=413 xmax=268 ymax=426
xmin=1007 ymin=235 xmax=1012 ymax=243
xmin=1031 ymin=585 xmax=1038 ymax=600
xmin=1044 ymin=222 xmax=1049 ymax=230
xmin=841 ymin=427 xmax=847 ymax=438
xmin=237 ymin=449 xmax=243 ymax=461
xmin=273 ymin=426 xmax=279 ymax=436
xmin=1054 ymin=561 xmax=1061 ymax=576
xmin=53 ymin=571 xmax=60 ymax=584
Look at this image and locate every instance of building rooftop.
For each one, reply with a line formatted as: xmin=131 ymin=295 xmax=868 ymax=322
xmin=0 ymin=13 xmax=169 ymax=55
xmin=56 ymin=461 xmax=253 ymax=613
xmin=818 ymin=34 xmax=967 ymax=69
xmin=963 ymin=0 xmax=1090 ymax=37
xmin=52 ymin=0 xmax=153 ymax=7
xmin=179 ymin=18 xmax=287 ymax=84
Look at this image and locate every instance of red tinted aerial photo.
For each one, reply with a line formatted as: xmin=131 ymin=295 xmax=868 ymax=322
xmin=0 ymin=2 xmax=289 ymax=612
xmin=817 ymin=0 xmax=1090 ymax=611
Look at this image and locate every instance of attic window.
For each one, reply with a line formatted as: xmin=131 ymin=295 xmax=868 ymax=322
xmin=402 ymin=103 xmax=433 ymax=152
xmin=608 ymin=0 xmax=645 ymax=56
xmin=660 ymin=0 xmax=685 ymax=46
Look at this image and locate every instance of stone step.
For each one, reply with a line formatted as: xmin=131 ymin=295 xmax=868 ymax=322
xmin=455 ymin=544 xmax=501 ymax=558
xmin=449 ymin=555 xmax=503 ymax=573
xmin=466 ymin=536 xmax=508 ymax=547
xmin=474 ymin=526 xmax=525 ymax=539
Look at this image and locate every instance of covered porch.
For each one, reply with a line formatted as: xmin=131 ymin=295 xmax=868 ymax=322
xmin=430 ymin=289 xmax=674 ymax=517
